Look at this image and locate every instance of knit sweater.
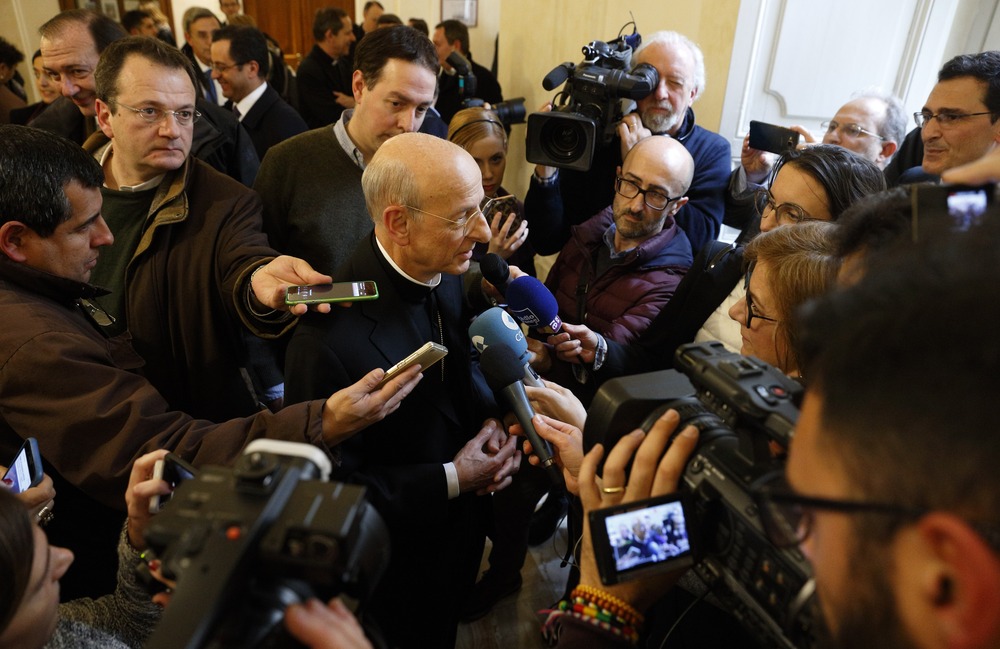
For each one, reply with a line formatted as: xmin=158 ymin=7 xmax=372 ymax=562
xmin=46 ymin=528 xmax=160 ymax=649
xmin=254 ymin=126 xmax=371 ymax=275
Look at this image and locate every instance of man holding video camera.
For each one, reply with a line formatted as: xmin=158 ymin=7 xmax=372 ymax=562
xmin=538 ymin=216 xmax=1000 ymax=649
xmin=526 ymin=30 xmax=731 ymax=253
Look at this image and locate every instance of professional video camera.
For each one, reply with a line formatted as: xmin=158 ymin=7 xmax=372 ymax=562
xmin=586 ymin=342 xmax=819 ymax=649
xmin=526 ymin=25 xmax=658 ymax=172
xmin=142 ymin=440 xmax=390 ymax=649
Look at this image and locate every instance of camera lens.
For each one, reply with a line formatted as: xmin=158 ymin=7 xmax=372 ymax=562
xmin=540 ymin=119 xmax=587 ymax=164
xmin=495 ymin=98 xmax=527 ymax=126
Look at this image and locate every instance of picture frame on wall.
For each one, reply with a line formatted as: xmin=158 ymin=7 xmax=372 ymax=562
xmin=441 ymin=0 xmax=477 ymax=27
xmin=102 ymin=1 xmax=120 ymax=20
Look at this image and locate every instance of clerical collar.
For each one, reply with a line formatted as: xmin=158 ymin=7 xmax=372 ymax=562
xmin=375 ymin=235 xmax=441 ymax=288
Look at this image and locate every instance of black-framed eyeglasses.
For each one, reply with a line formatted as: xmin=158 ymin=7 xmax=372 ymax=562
xmin=820 ymin=120 xmax=885 ymax=141
xmin=403 ymin=195 xmax=500 ymax=235
xmin=753 ymin=188 xmax=817 ymax=226
xmin=116 ymin=101 xmax=201 ymax=126
xmin=914 ymin=110 xmax=994 ymax=128
xmin=751 ymin=474 xmax=926 ymax=548
xmin=751 ymin=472 xmax=1000 ymax=552
xmin=614 ymin=176 xmax=680 ymax=211
xmin=743 ymin=263 xmax=779 ymax=329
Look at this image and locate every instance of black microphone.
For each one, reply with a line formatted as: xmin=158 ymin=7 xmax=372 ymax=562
xmin=480 ymin=253 xmax=511 ymax=296
xmin=542 ymin=63 xmax=572 ymax=91
xmin=480 ymin=345 xmax=563 ymax=486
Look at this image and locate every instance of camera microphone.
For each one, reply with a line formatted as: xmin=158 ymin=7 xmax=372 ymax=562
xmin=505 ymin=275 xmax=563 ymax=335
xmin=542 ymin=63 xmax=572 ymax=91
xmin=479 ymin=344 xmax=562 ymax=486
xmin=469 ymin=307 xmax=543 ymax=387
xmin=481 ymin=253 xmax=511 ymax=296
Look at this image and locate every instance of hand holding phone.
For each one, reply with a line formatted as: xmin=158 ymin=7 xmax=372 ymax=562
xmin=749 ymin=120 xmax=801 ymax=155
xmin=285 ymin=281 xmax=379 ymax=306
xmin=485 ymin=195 xmax=522 ymax=238
xmin=911 ymin=182 xmax=997 ymax=241
xmin=376 ymin=342 xmax=448 ymax=390
xmin=1 ymin=438 xmax=44 ymax=494
xmin=149 ymin=453 xmax=198 ymax=513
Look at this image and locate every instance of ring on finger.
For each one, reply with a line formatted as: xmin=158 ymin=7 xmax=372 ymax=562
xmin=601 ymin=486 xmax=625 ymax=494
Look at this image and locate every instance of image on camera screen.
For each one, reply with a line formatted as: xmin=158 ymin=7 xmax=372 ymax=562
xmin=605 ymin=500 xmax=691 ymax=574
xmin=947 ymin=189 xmax=988 ymax=232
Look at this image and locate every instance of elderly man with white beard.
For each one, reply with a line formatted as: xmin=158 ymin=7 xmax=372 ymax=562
xmin=524 ymin=30 xmax=731 ymax=254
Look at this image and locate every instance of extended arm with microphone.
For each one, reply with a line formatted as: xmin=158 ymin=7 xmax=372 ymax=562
xmin=469 ymin=307 xmax=543 ymax=387
xmin=480 ymin=253 xmax=511 ymax=296
xmin=505 ymin=275 xmax=563 ymax=335
xmin=479 ymin=345 xmax=563 ymax=486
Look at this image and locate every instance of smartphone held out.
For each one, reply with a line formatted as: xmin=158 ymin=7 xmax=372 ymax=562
xmin=285 ymin=281 xmax=379 ymax=306
xmin=484 ymin=195 xmax=523 ymax=237
xmin=748 ymin=120 xmax=801 ymax=155
xmin=911 ymin=182 xmax=997 ymax=241
xmin=375 ymin=342 xmax=448 ymax=390
xmin=1 ymin=437 xmax=44 ymax=494
xmin=149 ymin=453 xmax=199 ymax=513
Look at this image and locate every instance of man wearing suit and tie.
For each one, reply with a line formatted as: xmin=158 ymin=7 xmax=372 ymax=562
xmin=285 ymin=132 xmax=521 ymax=648
xmin=211 ymin=25 xmax=307 ymax=161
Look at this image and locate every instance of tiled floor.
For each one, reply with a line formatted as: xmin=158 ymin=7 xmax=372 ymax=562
xmin=456 ymin=521 xmax=572 ymax=649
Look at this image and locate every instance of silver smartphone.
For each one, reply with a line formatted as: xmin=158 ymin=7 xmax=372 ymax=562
xmin=285 ymin=281 xmax=379 ymax=305
xmin=376 ymin=342 xmax=448 ymax=389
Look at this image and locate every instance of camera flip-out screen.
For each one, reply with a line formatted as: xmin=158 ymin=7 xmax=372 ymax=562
xmin=590 ymin=492 xmax=695 ymax=585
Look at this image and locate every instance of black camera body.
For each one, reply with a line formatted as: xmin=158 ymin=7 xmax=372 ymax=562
xmin=526 ymin=36 xmax=658 ymax=171
xmin=143 ymin=441 xmax=390 ymax=649
xmin=586 ymin=342 xmax=818 ymax=649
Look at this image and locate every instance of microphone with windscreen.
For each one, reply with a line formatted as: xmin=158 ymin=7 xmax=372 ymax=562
xmin=480 ymin=253 xmax=511 ymax=297
xmin=480 ymin=344 xmax=563 ymax=486
xmin=469 ymin=307 xmax=543 ymax=387
xmin=506 ymin=275 xmax=563 ymax=335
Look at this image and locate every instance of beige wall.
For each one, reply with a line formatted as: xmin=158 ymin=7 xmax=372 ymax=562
xmin=498 ymin=0 xmax=740 ymax=200
xmin=0 ymin=0 xmax=61 ymax=104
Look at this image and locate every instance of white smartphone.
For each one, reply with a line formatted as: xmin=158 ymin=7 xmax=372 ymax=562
xmin=376 ymin=342 xmax=448 ymax=389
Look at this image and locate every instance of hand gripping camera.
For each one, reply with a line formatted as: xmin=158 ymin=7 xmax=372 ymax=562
xmin=586 ymin=342 xmax=820 ymax=649
xmin=526 ymin=31 xmax=658 ymax=172
xmin=143 ymin=440 xmax=390 ymax=649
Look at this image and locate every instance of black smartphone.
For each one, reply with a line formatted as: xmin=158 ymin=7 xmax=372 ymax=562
xmin=589 ymin=492 xmax=695 ymax=585
xmin=375 ymin=341 xmax=448 ymax=389
xmin=911 ymin=183 xmax=997 ymax=241
xmin=748 ymin=120 xmax=801 ymax=155
xmin=149 ymin=453 xmax=199 ymax=513
xmin=285 ymin=281 xmax=379 ymax=306
xmin=1 ymin=438 xmax=43 ymax=494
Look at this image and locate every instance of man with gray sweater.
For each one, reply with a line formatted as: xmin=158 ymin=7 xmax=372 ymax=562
xmin=254 ymin=25 xmax=438 ymax=275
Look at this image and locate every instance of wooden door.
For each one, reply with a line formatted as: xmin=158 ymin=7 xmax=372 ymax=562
xmin=243 ymin=0 xmax=354 ymax=67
